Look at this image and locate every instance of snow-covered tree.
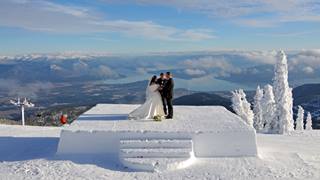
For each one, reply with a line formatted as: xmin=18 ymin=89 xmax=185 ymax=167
xmin=305 ymin=112 xmax=313 ymax=130
xmin=238 ymin=90 xmax=254 ymax=127
xmin=253 ymin=86 xmax=264 ymax=132
xmin=295 ymin=106 xmax=304 ymax=130
xmin=231 ymin=89 xmax=254 ymax=127
xmin=261 ymin=84 xmax=276 ymax=133
xmin=231 ymin=90 xmax=242 ymax=115
xmin=273 ymin=50 xmax=294 ymax=134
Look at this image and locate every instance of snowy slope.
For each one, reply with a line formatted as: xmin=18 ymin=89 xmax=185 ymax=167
xmin=0 ymin=114 xmax=320 ymax=179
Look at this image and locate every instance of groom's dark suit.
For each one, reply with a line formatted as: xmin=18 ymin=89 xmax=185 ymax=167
xmin=156 ymin=78 xmax=167 ymax=115
xmin=163 ymin=78 xmax=174 ymax=118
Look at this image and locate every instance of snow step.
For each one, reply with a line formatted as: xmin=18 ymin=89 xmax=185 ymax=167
xmin=119 ymin=148 xmax=191 ymax=158
xmin=118 ymin=138 xmax=193 ymax=171
xmin=120 ymin=157 xmax=190 ymax=171
xmin=120 ymin=139 xmax=192 ymax=149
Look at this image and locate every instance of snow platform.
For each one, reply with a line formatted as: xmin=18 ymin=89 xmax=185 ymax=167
xmin=57 ymin=104 xmax=257 ymax=170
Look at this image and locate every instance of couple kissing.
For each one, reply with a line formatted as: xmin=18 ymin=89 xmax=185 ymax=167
xmin=128 ymin=72 xmax=174 ymax=120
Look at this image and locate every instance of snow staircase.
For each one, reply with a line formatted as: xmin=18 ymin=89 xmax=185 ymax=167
xmin=119 ymin=138 xmax=195 ymax=171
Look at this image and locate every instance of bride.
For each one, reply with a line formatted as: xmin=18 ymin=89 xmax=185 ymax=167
xmin=128 ymin=75 xmax=165 ymax=120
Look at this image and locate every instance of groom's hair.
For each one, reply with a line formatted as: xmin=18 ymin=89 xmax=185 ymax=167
xmin=160 ymin=73 xmax=164 ymax=76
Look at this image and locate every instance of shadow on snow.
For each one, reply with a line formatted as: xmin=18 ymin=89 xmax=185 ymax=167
xmin=0 ymin=136 xmax=134 ymax=172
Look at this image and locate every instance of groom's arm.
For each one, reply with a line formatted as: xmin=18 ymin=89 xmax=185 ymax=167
xmin=167 ymin=79 xmax=173 ymax=89
xmin=165 ymin=79 xmax=174 ymax=97
xmin=170 ymin=79 xmax=174 ymax=89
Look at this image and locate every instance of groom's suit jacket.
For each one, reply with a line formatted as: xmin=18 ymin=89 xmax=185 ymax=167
xmin=156 ymin=78 xmax=166 ymax=95
xmin=163 ymin=78 xmax=174 ymax=99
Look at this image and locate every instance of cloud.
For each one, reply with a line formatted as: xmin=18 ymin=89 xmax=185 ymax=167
xmin=95 ymin=65 xmax=120 ymax=78
xmin=0 ymin=79 xmax=54 ymax=98
xmin=182 ymin=56 xmax=234 ymax=69
xmin=180 ymin=56 xmax=242 ymax=77
xmin=109 ymin=0 xmax=320 ymax=27
xmin=303 ymin=66 xmax=314 ymax=74
xmin=234 ymin=50 xmax=277 ymax=64
xmin=290 ymin=49 xmax=320 ymax=72
xmin=0 ymin=0 xmax=214 ymax=41
xmin=256 ymin=31 xmax=318 ymax=37
xmin=92 ymin=20 xmax=215 ymax=41
xmin=136 ymin=67 xmax=148 ymax=75
xmin=71 ymin=61 xmax=120 ymax=78
xmin=50 ymin=64 xmax=63 ymax=71
xmin=184 ymin=69 xmax=206 ymax=76
xmin=178 ymin=29 xmax=216 ymax=40
xmin=71 ymin=61 xmax=89 ymax=76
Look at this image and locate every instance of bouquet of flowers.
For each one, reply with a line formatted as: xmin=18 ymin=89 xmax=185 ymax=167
xmin=153 ymin=115 xmax=163 ymax=121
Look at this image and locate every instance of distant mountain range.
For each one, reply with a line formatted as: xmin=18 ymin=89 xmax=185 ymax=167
xmin=1 ymin=51 xmax=320 ymax=128
xmin=173 ymin=92 xmax=233 ymax=111
xmin=1 ymin=79 xmax=320 ymax=129
xmin=292 ymin=84 xmax=320 ymax=129
xmin=293 ymin=84 xmax=320 ymax=105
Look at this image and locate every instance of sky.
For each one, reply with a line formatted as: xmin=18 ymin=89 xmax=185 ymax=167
xmin=0 ymin=0 xmax=320 ymax=55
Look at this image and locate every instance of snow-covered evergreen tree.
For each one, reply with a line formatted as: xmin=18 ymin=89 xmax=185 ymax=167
xmin=295 ymin=106 xmax=304 ymax=130
xmin=231 ymin=89 xmax=254 ymax=127
xmin=231 ymin=90 xmax=243 ymax=117
xmin=261 ymin=84 xmax=276 ymax=133
xmin=239 ymin=90 xmax=254 ymax=127
xmin=253 ymin=86 xmax=264 ymax=132
xmin=273 ymin=50 xmax=294 ymax=134
xmin=305 ymin=112 xmax=313 ymax=130
xmin=231 ymin=90 xmax=244 ymax=120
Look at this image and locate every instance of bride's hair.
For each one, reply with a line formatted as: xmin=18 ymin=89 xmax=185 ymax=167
xmin=149 ymin=75 xmax=157 ymax=86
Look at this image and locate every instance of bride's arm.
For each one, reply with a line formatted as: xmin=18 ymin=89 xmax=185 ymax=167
xmin=152 ymin=84 xmax=161 ymax=92
xmin=156 ymin=85 xmax=163 ymax=91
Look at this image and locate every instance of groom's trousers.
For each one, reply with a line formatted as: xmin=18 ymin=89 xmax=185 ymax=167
xmin=166 ymin=97 xmax=173 ymax=118
xmin=162 ymin=95 xmax=167 ymax=115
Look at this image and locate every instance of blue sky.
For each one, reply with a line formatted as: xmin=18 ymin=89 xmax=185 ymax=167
xmin=0 ymin=0 xmax=320 ymax=55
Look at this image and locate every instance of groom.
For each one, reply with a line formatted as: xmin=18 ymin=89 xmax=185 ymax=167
xmin=162 ymin=72 xmax=174 ymax=119
xmin=157 ymin=73 xmax=167 ymax=115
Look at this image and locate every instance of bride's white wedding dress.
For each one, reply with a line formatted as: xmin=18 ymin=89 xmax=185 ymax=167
xmin=128 ymin=83 xmax=165 ymax=120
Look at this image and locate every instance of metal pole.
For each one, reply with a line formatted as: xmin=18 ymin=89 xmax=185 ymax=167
xmin=21 ymin=105 xmax=25 ymax=126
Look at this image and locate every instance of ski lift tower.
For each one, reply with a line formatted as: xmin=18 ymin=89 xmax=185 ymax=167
xmin=10 ymin=98 xmax=35 ymax=126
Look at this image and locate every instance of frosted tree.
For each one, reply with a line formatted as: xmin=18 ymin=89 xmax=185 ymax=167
xmin=273 ymin=50 xmax=294 ymax=134
xmin=295 ymin=106 xmax=304 ymax=130
xmin=239 ymin=90 xmax=254 ymax=127
xmin=261 ymin=84 xmax=276 ymax=133
xmin=253 ymin=86 xmax=264 ymax=132
xmin=231 ymin=89 xmax=254 ymax=127
xmin=305 ymin=112 xmax=313 ymax=130
xmin=231 ymin=90 xmax=243 ymax=117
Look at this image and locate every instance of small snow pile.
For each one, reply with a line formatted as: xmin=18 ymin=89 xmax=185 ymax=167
xmin=305 ymin=112 xmax=313 ymax=130
xmin=231 ymin=89 xmax=254 ymax=127
xmin=295 ymin=106 xmax=304 ymax=130
xmin=253 ymin=86 xmax=264 ymax=132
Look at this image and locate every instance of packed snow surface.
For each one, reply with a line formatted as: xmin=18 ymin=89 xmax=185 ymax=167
xmin=0 ymin=105 xmax=320 ymax=179
xmin=67 ymin=104 xmax=252 ymax=132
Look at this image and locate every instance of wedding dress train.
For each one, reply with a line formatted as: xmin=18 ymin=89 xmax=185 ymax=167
xmin=128 ymin=83 xmax=165 ymax=120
